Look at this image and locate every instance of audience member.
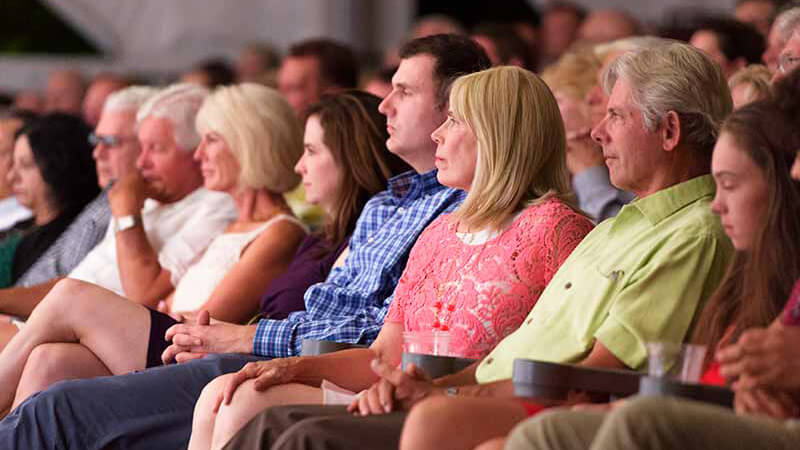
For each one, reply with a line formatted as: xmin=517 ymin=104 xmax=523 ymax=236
xmin=689 ymin=17 xmax=765 ymax=78
xmin=763 ymin=6 xmax=800 ymax=71
xmin=0 ymin=87 xmax=156 ymax=318
xmin=0 ymin=34 xmax=490 ymax=449
xmin=224 ymin=42 xmax=735 ymax=450
xmin=0 ymin=114 xmax=98 ymax=295
xmin=471 ymin=23 xmax=533 ymax=68
xmin=236 ymin=42 xmax=280 ymax=83
xmin=181 ymin=58 xmax=236 ymax=88
xmin=12 ymin=92 xmax=42 ymax=114
xmin=188 ymin=65 xmax=594 ymax=450
xmin=277 ymin=39 xmax=359 ymax=116
xmin=729 ymin=64 xmax=773 ymax=108
xmin=577 ymin=9 xmax=640 ymax=44
xmin=409 ymin=15 xmax=466 ymax=40
xmin=540 ymin=2 xmax=587 ymax=66
xmin=541 ymin=45 xmax=634 ymax=222
xmin=43 ymin=69 xmax=85 ymax=115
xmin=362 ymin=67 xmax=395 ymax=98
xmin=505 ymin=66 xmax=800 ymax=450
xmin=735 ymin=0 xmax=784 ymax=36
xmin=0 ymin=83 xmax=309 ymax=418
xmin=772 ymin=28 xmax=800 ymax=82
xmin=81 ymin=73 xmax=129 ymax=127
xmin=0 ymin=111 xmax=35 ymax=233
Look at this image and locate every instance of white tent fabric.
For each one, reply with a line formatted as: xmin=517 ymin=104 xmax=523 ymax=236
xmin=0 ymin=0 xmax=413 ymax=90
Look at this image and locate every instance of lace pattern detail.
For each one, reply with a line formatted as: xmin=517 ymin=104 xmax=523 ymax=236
xmin=386 ymin=198 xmax=593 ymax=359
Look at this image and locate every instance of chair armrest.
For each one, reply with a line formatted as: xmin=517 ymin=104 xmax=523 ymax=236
xmin=300 ymin=339 xmax=366 ymax=356
xmin=638 ymin=376 xmax=733 ymax=408
xmin=512 ymin=359 xmax=642 ymax=402
xmin=402 ymin=352 xmax=476 ymax=379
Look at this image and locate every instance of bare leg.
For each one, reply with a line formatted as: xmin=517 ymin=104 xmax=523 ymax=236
xmin=399 ymin=396 xmax=528 ymax=450
xmin=0 ymin=279 xmax=151 ymax=415
xmin=0 ymin=320 xmax=18 ymax=351
xmin=188 ymin=373 xmax=322 ymax=450
xmin=11 ymin=343 xmax=111 ymax=409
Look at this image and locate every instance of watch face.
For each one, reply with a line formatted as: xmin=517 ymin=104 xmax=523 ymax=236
xmin=115 ymin=215 xmax=140 ymax=232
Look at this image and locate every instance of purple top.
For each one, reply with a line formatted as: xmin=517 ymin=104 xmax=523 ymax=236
xmin=782 ymin=278 xmax=800 ymax=327
xmin=259 ymin=233 xmax=348 ymax=320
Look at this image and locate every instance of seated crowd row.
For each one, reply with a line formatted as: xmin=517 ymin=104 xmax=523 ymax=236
xmin=0 ymin=16 xmax=797 ymax=450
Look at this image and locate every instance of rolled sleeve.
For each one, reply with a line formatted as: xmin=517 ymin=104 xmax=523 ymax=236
xmin=594 ymin=233 xmax=726 ymax=369
xmin=254 ymin=318 xmax=298 ymax=358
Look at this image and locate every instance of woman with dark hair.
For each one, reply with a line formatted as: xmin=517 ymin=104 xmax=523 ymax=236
xmin=0 ymin=113 xmax=98 ymax=287
xmin=501 ymin=68 xmax=800 ymax=450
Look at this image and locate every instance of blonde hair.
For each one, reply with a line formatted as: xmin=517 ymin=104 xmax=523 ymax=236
xmin=195 ymin=83 xmax=302 ymax=193
xmin=728 ymin=64 xmax=772 ymax=107
xmin=604 ymin=42 xmax=733 ymax=158
xmin=540 ymin=46 xmax=601 ymax=101
xmin=449 ymin=66 xmax=573 ymax=231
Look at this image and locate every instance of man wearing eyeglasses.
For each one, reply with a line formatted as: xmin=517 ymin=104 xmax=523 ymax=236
xmin=0 ymin=86 xmax=158 ymax=319
xmin=773 ymin=30 xmax=800 ymax=83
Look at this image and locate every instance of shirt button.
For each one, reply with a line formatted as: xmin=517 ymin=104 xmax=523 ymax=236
xmin=398 ymin=207 xmax=405 ymax=214
xmin=564 ymin=282 xmax=572 ymax=289
xmin=367 ymin=237 xmax=375 ymax=243
xmin=526 ymin=318 xmax=532 ymax=325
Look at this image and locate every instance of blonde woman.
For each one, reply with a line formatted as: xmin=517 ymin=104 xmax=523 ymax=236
xmin=0 ymin=84 xmax=307 ymax=416
xmin=186 ymin=66 xmax=594 ymax=450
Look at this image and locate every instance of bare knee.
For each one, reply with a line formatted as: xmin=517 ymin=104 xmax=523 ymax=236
xmin=400 ymin=396 xmax=457 ymax=450
xmin=33 ymin=279 xmax=94 ymax=319
xmin=15 ymin=344 xmax=76 ymax=403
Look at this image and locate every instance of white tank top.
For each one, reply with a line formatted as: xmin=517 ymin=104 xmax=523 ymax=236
xmin=169 ymin=214 xmax=307 ymax=313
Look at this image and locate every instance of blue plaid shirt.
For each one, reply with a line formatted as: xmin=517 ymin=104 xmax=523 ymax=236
xmin=254 ymin=169 xmax=465 ymax=357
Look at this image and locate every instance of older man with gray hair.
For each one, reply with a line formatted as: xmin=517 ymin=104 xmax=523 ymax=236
xmin=0 ymin=86 xmax=157 ymax=320
xmin=69 ymin=83 xmax=236 ymax=305
xmin=763 ymin=6 xmax=800 ymax=72
xmin=251 ymin=41 xmax=736 ymax=450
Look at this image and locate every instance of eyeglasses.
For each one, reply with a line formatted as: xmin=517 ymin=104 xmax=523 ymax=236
xmin=777 ymin=54 xmax=800 ymax=74
xmin=88 ymin=132 xmax=133 ymax=148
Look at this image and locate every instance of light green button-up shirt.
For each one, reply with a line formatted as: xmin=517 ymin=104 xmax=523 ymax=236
xmin=475 ymin=175 xmax=734 ymax=384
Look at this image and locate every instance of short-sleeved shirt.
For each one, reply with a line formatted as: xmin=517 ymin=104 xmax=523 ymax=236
xmin=68 ymin=188 xmax=237 ymax=295
xmin=475 ymin=175 xmax=735 ymax=383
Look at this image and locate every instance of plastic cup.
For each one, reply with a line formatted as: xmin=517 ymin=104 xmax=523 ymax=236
xmin=646 ymin=342 xmax=707 ymax=383
xmin=402 ymin=331 xmax=451 ymax=357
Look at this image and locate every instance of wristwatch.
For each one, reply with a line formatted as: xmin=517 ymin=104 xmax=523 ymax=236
xmin=114 ymin=214 xmax=142 ymax=233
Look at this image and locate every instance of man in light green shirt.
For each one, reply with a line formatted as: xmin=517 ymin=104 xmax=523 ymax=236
xmin=224 ymin=42 xmax=737 ymax=450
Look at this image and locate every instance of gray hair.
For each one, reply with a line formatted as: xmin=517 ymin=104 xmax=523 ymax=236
xmin=136 ymin=83 xmax=209 ymax=151
xmin=103 ymin=86 xmax=159 ymax=114
xmin=774 ymin=7 xmax=800 ymax=42
xmin=603 ymin=42 xmax=733 ymax=156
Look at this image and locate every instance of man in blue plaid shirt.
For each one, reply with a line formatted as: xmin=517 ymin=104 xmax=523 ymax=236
xmin=0 ymin=34 xmax=491 ymax=449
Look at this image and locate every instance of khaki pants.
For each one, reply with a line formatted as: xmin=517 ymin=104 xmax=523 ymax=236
xmin=506 ymin=396 xmax=800 ymax=450
xmin=222 ymin=405 xmax=406 ymax=450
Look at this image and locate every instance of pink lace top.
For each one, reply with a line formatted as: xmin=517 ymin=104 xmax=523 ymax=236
xmin=386 ymin=197 xmax=594 ymax=359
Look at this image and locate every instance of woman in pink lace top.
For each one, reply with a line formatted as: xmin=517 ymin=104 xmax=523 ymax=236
xmin=386 ymin=197 xmax=591 ymax=359
xmin=186 ymin=66 xmax=593 ymax=449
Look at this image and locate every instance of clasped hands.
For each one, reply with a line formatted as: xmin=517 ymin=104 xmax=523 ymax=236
xmin=160 ymin=309 xmax=255 ymax=364
xmin=717 ymin=323 xmax=800 ymax=418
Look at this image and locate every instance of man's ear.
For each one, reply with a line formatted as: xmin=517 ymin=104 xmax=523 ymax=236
xmin=660 ymin=110 xmax=681 ymax=152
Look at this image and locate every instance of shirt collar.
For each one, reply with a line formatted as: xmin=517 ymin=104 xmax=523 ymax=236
xmin=387 ymin=169 xmax=445 ymax=199
xmin=630 ymin=175 xmax=716 ymax=226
